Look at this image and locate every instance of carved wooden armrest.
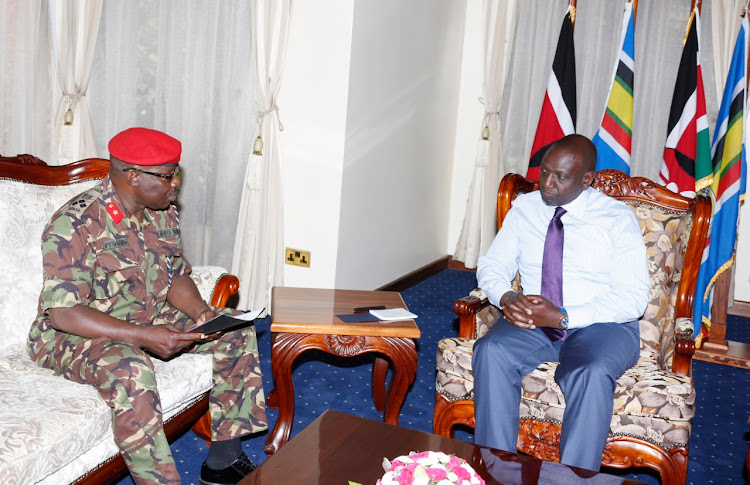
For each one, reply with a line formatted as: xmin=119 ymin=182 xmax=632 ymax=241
xmin=190 ymin=266 xmax=240 ymax=309
xmin=672 ymin=317 xmax=696 ymax=376
xmin=454 ymin=288 xmax=492 ymax=339
xmin=210 ymin=274 xmax=240 ymax=307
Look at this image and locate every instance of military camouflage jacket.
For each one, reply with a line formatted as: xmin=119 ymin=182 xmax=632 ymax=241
xmin=30 ymin=175 xmax=191 ymax=340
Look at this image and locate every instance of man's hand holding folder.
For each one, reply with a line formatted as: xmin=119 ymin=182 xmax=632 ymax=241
xmin=192 ymin=308 xmax=264 ymax=336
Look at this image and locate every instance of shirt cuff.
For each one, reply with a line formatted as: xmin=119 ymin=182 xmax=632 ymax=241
xmin=564 ymin=305 xmax=594 ymax=329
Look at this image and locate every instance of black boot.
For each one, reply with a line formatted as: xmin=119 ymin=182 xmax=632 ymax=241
xmin=199 ymin=451 xmax=257 ymax=485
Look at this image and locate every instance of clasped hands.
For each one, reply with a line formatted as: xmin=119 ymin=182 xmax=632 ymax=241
xmin=499 ymin=291 xmax=564 ymax=330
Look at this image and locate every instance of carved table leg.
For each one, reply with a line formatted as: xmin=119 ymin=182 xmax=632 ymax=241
xmin=372 ymin=357 xmax=389 ymax=412
xmin=264 ymin=332 xmax=418 ymax=455
xmin=381 ymin=337 xmax=418 ymax=425
xmin=264 ymin=332 xmax=308 ymax=455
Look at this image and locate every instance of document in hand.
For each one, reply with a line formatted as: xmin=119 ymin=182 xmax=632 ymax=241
xmin=193 ymin=308 xmax=264 ymax=335
xmin=369 ymin=308 xmax=418 ymax=321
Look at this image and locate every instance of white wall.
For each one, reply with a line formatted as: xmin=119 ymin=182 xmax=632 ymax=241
xmin=280 ymin=0 xmax=466 ymax=291
xmin=335 ymin=1 xmax=466 ymax=289
xmin=278 ymin=0 xmax=354 ymax=289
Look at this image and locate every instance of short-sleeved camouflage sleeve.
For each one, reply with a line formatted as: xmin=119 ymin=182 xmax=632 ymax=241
xmin=39 ymin=212 xmax=95 ymax=312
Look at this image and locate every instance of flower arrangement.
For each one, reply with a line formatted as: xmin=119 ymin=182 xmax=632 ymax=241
xmin=376 ymin=450 xmax=485 ymax=485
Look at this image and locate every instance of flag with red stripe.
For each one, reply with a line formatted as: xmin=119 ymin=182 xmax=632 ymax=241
xmin=527 ymin=6 xmax=576 ymax=180
xmin=659 ymin=7 xmax=711 ymax=197
xmin=693 ymin=16 xmax=748 ymax=343
xmin=592 ymin=2 xmax=634 ymax=174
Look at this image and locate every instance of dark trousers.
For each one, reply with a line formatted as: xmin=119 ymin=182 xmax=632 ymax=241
xmin=472 ymin=317 xmax=640 ymax=471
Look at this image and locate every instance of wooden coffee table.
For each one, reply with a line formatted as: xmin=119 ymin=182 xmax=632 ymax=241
xmin=263 ymin=287 xmax=420 ymax=455
xmin=243 ymin=410 xmax=646 ymax=484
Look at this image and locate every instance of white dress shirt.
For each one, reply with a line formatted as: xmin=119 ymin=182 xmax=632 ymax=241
xmin=477 ymin=187 xmax=650 ymax=329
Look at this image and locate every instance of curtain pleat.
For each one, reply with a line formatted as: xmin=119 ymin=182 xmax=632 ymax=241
xmin=231 ymin=0 xmax=293 ymax=312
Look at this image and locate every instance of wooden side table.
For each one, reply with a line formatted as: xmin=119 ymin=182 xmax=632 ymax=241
xmin=264 ymin=287 xmax=420 ymax=455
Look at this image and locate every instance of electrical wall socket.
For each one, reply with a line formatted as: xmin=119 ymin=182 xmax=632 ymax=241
xmin=285 ymin=247 xmax=311 ymax=267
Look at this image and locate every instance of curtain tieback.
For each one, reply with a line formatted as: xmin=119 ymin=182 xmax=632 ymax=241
xmin=475 ymin=98 xmax=500 ymax=169
xmin=252 ymin=102 xmax=284 ymax=157
xmin=63 ymin=93 xmax=84 ymax=125
xmin=258 ymin=102 xmax=284 ymax=132
xmin=478 ymin=97 xmax=499 ymax=140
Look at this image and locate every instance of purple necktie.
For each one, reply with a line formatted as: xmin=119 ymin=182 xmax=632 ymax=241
xmin=540 ymin=206 xmax=567 ymax=341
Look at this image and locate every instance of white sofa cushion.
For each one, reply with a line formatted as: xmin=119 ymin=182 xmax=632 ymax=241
xmin=0 ymin=179 xmax=100 ymax=352
xmin=0 ymin=344 xmax=213 ymax=484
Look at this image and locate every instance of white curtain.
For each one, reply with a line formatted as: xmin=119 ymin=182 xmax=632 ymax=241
xmin=232 ymin=0 xmax=293 ymax=311
xmin=711 ymin=0 xmax=745 ymax=103
xmin=87 ymin=1 xmax=256 ymax=272
xmin=49 ymin=0 xmax=101 ymax=165
xmin=1 ymin=0 xmax=55 ymax=160
xmin=498 ymin=0 xmax=720 ymax=182
xmin=453 ymin=0 xmax=518 ymax=268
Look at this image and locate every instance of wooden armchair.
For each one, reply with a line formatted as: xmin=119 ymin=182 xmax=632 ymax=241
xmin=434 ymin=169 xmax=711 ymax=485
xmin=0 ymin=154 xmax=238 ymax=484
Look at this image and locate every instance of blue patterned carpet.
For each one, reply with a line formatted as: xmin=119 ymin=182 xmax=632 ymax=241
xmin=116 ymin=269 xmax=750 ymax=485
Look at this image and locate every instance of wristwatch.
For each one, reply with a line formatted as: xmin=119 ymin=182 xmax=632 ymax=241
xmin=558 ymin=307 xmax=569 ymax=330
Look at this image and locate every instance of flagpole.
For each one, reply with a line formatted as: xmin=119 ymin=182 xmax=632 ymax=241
xmin=632 ymin=0 xmax=638 ymax=21
xmin=569 ymin=0 xmax=576 ymax=30
xmin=684 ymin=1 xmax=700 ymax=47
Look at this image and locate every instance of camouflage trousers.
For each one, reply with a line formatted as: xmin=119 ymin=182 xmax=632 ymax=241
xmin=27 ymin=306 xmax=267 ymax=485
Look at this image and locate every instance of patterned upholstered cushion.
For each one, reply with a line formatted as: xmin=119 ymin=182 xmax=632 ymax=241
xmin=630 ymin=203 xmax=692 ymax=369
xmin=0 ymin=179 xmax=101 ymax=352
xmin=436 ymin=339 xmax=694 ymax=450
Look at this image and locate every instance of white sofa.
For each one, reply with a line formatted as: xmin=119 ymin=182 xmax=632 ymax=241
xmin=0 ymin=155 xmax=238 ymax=484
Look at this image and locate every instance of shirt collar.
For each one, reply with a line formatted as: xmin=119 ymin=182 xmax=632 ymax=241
xmin=544 ymin=186 xmax=592 ymax=220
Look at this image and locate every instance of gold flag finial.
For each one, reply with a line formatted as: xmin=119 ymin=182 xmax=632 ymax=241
xmin=683 ymin=10 xmax=695 ymax=47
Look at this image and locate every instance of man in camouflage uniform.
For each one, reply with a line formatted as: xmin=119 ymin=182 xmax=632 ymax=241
xmin=27 ymin=127 xmax=267 ymax=485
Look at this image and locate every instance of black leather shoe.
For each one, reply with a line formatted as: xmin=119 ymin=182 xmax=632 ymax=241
xmin=199 ymin=452 xmax=258 ymax=485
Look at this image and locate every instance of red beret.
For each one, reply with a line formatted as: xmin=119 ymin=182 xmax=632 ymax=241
xmin=108 ymin=127 xmax=181 ymax=166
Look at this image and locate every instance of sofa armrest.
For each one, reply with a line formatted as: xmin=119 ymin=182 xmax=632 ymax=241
xmin=190 ymin=266 xmax=240 ymax=308
xmin=672 ymin=317 xmax=696 ymax=377
xmin=454 ymin=288 xmax=496 ymax=340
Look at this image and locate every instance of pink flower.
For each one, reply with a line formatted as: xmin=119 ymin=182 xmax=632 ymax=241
xmin=447 ymin=455 xmax=462 ymax=471
xmin=426 ymin=468 xmax=448 ymax=481
xmin=410 ymin=451 xmax=431 ymax=461
xmin=454 ymin=465 xmax=472 ymax=482
xmin=395 ymin=468 xmax=413 ymax=485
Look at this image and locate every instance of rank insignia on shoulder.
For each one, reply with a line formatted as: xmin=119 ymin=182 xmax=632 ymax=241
xmin=66 ymin=191 xmax=96 ymax=216
xmin=106 ymin=202 xmax=124 ymax=224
